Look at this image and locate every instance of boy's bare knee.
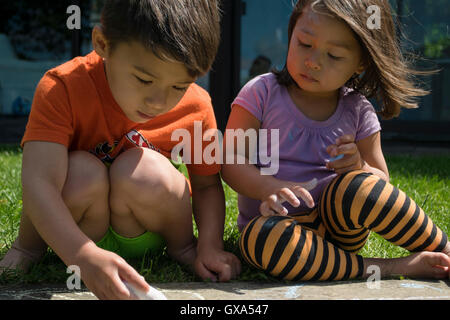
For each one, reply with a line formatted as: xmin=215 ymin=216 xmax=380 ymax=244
xmin=62 ymin=151 xmax=109 ymax=206
xmin=110 ymin=148 xmax=176 ymax=204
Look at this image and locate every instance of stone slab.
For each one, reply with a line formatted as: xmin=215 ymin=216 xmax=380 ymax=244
xmin=1 ymin=279 xmax=449 ymax=300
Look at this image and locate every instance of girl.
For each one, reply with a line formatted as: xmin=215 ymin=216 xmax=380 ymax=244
xmin=222 ymin=0 xmax=450 ymax=281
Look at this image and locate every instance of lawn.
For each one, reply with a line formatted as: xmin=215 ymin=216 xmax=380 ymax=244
xmin=0 ymin=145 xmax=449 ymax=285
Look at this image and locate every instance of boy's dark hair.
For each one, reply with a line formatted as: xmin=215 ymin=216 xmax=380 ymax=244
xmin=101 ymin=0 xmax=221 ymax=77
xmin=274 ymin=0 xmax=432 ymax=120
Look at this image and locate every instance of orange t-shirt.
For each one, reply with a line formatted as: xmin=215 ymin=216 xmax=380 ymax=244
xmin=22 ymin=51 xmax=220 ymax=176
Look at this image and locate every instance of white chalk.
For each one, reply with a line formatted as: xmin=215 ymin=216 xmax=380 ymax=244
xmin=123 ymin=280 xmax=168 ymax=300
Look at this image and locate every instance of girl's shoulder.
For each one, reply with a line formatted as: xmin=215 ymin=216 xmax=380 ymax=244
xmin=233 ymin=73 xmax=285 ymax=122
xmin=341 ymin=87 xmax=376 ymax=113
xmin=241 ymin=72 xmax=280 ymax=92
xmin=237 ymin=72 xmax=285 ymax=103
xmin=340 ymin=87 xmax=381 ymax=138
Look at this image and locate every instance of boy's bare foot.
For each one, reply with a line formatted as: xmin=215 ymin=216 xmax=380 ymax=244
xmin=0 ymin=239 xmax=45 ymax=276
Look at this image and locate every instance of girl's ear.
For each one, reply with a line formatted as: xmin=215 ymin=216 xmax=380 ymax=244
xmin=356 ymin=59 xmax=366 ymax=75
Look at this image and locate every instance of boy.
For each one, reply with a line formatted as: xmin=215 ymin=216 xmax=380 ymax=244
xmin=0 ymin=0 xmax=241 ymax=299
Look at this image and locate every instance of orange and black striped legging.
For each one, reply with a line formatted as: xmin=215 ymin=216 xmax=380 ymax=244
xmin=239 ymin=170 xmax=448 ymax=281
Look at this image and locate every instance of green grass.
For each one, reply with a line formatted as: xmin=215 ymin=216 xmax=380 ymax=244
xmin=0 ymin=145 xmax=449 ymax=285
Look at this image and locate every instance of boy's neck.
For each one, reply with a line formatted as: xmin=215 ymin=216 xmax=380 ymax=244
xmin=287 ymin=85 xmax=340 ymax=122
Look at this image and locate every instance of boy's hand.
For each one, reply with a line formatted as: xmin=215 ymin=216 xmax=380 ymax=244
xmin=259 ymin=178 xmax=317 ymax=216
xmin=76 ymin=243 xmax=149 ymax=300
xmin=326 ymin=135 xmax=366 ymax=174
xmin=194 ymin=245 xmax=241 ymax=282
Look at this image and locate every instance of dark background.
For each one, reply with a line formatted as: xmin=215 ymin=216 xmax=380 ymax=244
xmin=0 ymin=0 xmax=449 ymax=146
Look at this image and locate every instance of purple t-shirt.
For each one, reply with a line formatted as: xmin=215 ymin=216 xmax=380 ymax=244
xmin=232 ymin=73 xmax=381 ymax=231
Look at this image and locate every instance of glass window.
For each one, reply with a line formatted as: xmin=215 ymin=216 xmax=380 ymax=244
xmin=0 ymin=0 xmax=209 ymax=115
xmin=240 ymin=0 xmax=293 ymax=88
xmin=0 ymin=0 xmax=92 ymax=115
xmin=240 ymin=0 xmax=449 ymax=124
xmin=394 ymin=0 xmax=450 ymax=121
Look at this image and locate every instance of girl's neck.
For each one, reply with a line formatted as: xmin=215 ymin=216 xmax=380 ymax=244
xmin=287 ymin=85 xmax=340 ymax=122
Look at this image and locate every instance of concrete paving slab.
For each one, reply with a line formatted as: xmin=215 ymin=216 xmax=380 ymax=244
xmin=1 ymin=279 xmax=449 ymax=300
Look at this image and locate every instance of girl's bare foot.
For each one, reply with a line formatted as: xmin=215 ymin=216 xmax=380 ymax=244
xmin=0 ymin=239 xmax=45 ymax=276
xmin=442 ymin=242 xmax=450 ymax=257
xmin=398 ymin=251 xmax=450 ymax=280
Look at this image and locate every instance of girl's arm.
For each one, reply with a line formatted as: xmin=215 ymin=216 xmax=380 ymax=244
xmin=326 ymin=132 xmax=389 ymax=181
xmin=221 ymin=105 xmax=280 ymax=200
xmin=221 ymin=105 xmax=315 ymax=214
xmin=357 ymin=132 xmax=390 ymax=181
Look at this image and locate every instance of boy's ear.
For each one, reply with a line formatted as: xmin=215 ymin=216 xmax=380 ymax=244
xmin=92 ymin=26 xmax=110 ymax=59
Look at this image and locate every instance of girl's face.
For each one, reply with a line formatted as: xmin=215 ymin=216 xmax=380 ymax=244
xmin=287 ymin=5 xmax=365 ymax=96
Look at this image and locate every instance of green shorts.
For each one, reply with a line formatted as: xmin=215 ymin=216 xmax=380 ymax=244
xmin=96 ymin=227 xmax=165 ymax=260
xmin=95 ymin=156 xmax=185 ymax=260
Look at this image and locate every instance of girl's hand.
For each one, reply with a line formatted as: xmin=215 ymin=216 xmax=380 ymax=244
xmin=76 ymin=244 xmax=150 ymax=300
xmin=259 ymin=178 xmax=317 ymax=216
xmin=326 ymin=134 xmax=366 ymax=174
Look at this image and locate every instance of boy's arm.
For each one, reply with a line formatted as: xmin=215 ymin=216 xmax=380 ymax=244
xmin=22 ymin=141 xmax=94 ymax=265
xmin=190 ymin=172 xmax=241 ymax=282
xmin=22 ymin=141 xmax=148 ymax=299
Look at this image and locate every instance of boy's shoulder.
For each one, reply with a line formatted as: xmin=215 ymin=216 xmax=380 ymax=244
xmin=165 ymin=82 xmax=215 ymax=125
xmin=178 ymin=82 xmax=213 ymax=110
xmin=44 ymin=51 xmax=100 ymax=82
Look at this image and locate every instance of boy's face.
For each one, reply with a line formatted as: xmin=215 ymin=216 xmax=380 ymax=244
xmin=94 ymin=29 xmax=196 ymax=123
xmin=286 ymin=5 xmax=364 ymax=95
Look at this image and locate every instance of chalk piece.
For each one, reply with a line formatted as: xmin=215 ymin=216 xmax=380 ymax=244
xmin=123 ymin=280 xmax=168 ymax=300
xmin=329 ymin=154 xmax=344 ymax=162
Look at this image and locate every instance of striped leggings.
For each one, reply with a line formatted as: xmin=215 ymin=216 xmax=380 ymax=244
xmin=239 ymin=170 xmax=448 ymax=281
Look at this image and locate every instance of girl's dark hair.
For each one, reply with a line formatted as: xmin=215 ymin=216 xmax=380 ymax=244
xmin=101 ymin=0 xmax=221 ymax=77
xmin=274 ymin=0 xmax=432 ymax=119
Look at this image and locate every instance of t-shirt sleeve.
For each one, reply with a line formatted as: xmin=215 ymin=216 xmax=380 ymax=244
xmin=21 ymin=72 xmax=73 ymax=148
xmin=231 ymin=76 xmax=269 ymax=121
xmin=355 ymin=96 xmax=381 ymax=142
xmin=184 ymin=87 xmax=221 ymax=177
